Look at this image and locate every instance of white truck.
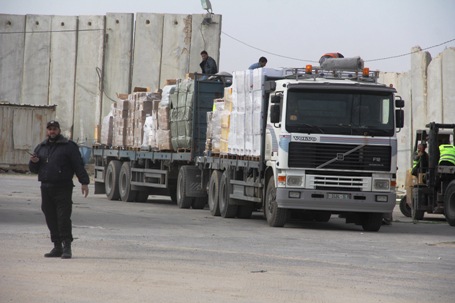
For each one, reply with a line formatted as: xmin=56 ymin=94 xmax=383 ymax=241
xmin=93 ymin=58 xmax=405 ymax=232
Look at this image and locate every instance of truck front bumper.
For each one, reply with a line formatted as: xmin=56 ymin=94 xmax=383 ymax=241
xmin=276 ymin=188 xmax=395 ymax=213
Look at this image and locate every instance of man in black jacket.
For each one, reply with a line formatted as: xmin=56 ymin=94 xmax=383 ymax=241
xmin=29 ymin=120 xmax=89 ymax=259
xmin=200 ymin=50 xmax=218 ymax=76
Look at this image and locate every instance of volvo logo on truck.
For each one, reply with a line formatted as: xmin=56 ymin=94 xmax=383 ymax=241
xmin=292 ymin=135 xmax=318 ymax=142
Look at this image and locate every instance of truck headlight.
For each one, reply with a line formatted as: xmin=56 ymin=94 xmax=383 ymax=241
xmin=373 ymin=179 xmax=390 ymax=191
xmin=287 ymin=176 xmax=304 ymax=187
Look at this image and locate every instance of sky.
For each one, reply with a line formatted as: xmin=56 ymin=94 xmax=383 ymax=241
xmin=1 ymin=0 xmax=454 ymax=73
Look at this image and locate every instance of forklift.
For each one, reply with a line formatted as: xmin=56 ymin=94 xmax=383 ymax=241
xmin=400 ymin=122 xmax=455 ymax=226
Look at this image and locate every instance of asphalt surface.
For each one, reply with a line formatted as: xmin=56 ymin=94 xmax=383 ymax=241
xmin=1 ymin=173 xmax=454 ymax=303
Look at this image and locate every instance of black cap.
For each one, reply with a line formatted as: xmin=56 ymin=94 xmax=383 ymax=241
xmin=47 ymin=120 xmax=60 ymax=129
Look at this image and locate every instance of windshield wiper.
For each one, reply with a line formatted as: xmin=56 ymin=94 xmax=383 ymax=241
xmin=352 ymin=127 xmax=392 ymax=136
xmin=295 ymin=124 xmax=325 ymax=134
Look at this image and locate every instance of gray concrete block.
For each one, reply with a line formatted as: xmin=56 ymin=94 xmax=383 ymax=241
xmin=427 ymin=54 xmax=443 ymax=122
xmin=132 ymin=13 xmax=164 ymax=92
xmin=189 ymin=14 xmax=222 ymax=74
xmin=442 ymin=47 xmax=455 ymax=124
xmin=74 ymin=15 xmax=105 ymax=144
xmin=49 ymin=15 xmax=77 ymax=139
xmin=160 ymin=14 xmax=192 ymax=88
xmin=103 ymin=13 xmax=134 ymax=118
xmin=21 ymin=15 xmax=51 ymax=105
xmin=0 ymin=14 xmax=25 ymax=104
xmin=410 ymin=46 xmax=431 ymax=130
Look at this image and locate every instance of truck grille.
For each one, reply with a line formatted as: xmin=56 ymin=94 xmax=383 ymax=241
xmin=307 ymin=175 xmax=370 ymax=191
xmin=288 ymin=142 xmax=391 ymax=171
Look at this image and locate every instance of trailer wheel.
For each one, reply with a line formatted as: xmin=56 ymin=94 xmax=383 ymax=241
xmin=208 ymin=170 xmax=221 ymax=216
xmin=265 ymin=177 xmax=288 ymax=227
xmin=399 ymin=195 xmax=411 ymax=217
xmin=119 ymin=162 xmax=137 ymax=202
xmin=177 ymin=166 xmax=193 ymax=209
xmin=361 ymin=213 xmax=383 ymax=232
xmin=219 ymin=170 xmax=238 ymax=218
xmin=444 ymin=181 xmax=455 ymax=226
xmin=411 ymin=195 xmax=424 ymax=221
xmin=105 ymin=160 xmax=121 ymax=200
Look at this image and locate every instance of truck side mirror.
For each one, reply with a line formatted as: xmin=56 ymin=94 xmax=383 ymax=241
xmin=395 ymin=99 xmax=405 ymax=108
xmin=271 ymin=95 xmax=281 ymax=104
xmin=270 ymin=104 xmax=281 ymax=123
xmin=396 ymin=109 xmax=404 ymax=128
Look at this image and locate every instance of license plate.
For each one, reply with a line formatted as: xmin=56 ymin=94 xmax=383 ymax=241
xmin=328 ymin=193 xmax=351 ymax=200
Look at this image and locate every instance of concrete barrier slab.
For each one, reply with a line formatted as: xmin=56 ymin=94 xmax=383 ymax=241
xmin=442 ymin=47 xmax=455 ymax=124
xmin=0 ymin=14 xmax=25 ymax=104
xmin=131 ymin=13 xmax=164 ymax=92
xmin=74 ymin=15 xmax=105 ymax=144
xmin=21 ymin=15 xmax=51 ymax=105
xmin=49 ymin=15 xmax=77 ymax=138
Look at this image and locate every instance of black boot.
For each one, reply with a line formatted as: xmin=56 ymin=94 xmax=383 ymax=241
xmin=61 ymin=240 xmax=72 ymax=259
xmin=44 ymin=242 xmax=62 ymax=258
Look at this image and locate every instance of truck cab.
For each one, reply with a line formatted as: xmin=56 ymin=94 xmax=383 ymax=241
xmin=263 ymin=62 xmax=405 ymax=231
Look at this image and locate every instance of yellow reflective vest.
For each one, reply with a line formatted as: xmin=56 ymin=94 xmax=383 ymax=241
xmin=439 ymin=144 xmax=455 ymax=165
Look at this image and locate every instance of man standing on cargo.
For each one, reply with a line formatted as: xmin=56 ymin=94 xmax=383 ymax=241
xmin=249 ymin=56 xmax=268 ymax=69
xmin=29 ymin=120 xmax=90 ymax=259
xmin=200 ymin=50 xmax=218 ymax=76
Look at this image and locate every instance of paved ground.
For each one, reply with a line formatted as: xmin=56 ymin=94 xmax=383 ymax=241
xmin=1 ymin=173 xmax=454 ymax=303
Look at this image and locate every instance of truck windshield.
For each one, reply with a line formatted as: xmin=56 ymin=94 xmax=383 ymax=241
xmin=285 ymin=89 xmax=394 ymax=136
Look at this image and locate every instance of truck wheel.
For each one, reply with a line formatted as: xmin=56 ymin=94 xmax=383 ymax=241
xmin=177 ymin=166 xmax=193 ymax=209
xmin=119 ymin=162 xmax=137 ymax=202
xmin=444 ymin=181 xmax=455 ymax=226
xmin=208 ymin=170 xmax=221 ymax=216
xmin=265 ymin=177 xmax=288 ymax=227
xmin=411 ymin=196 xmax=424 ymax=221
xmin=399 ymin=195 xmax=411 ymax=217
xmin=105 ymin=160 xmax=121 ymax=200
xmin=361 ymin=213 xmax=383 ymax=232
xmin=219 ymin=170 xmax=238 ymax=218
xmin=192 ymin=197 xmax=207 ymax=209
xmin=135 ymin=191 xmax=149 ymax=203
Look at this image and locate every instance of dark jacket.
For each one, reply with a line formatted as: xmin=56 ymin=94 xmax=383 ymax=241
xmin=200 ymin=56 xmax=218 ymax=75
xmin=29 ymin=135 xmax=90 ymax=187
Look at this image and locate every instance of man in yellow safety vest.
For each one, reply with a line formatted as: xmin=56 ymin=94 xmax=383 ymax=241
xmin=438 ymin=144 xmax=455 ymax=166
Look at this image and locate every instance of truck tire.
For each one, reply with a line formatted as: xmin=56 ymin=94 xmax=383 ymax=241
xmin=105 ymin=160 xmax=121 ymax=200
xmin=177 ymin=166 xmax=193 ymax=209
xmin=208 ymin=170 xmax=221 ymax=216
xmin=264 ymin=177 xmax=288 ymax=227
xmin=399 ymin=195 xmax=411 ymax=217
xmin=444 ymin=181 xmax=455 ymax=226
xmin=219 ymin=170 xmax=238 ymax=218
xmin=119 ymin=162 xmax=137 ymax=202
xmin=361 ymin=213 xmax=382 ymax=232
xmin=411 ymin=195 xmax=424 ymax=221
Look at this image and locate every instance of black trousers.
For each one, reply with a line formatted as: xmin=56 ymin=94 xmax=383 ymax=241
xmin=40 ymin=185 xmax=74 ymax=243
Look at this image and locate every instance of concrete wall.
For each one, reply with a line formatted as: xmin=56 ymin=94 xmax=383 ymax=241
xmin=379 ymin=47 xmax=455 ymax=192
xmin=0 ymin=13 xmax=221 ymax=146
xmin=1 ymin=13 xmax=453 ymax=186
